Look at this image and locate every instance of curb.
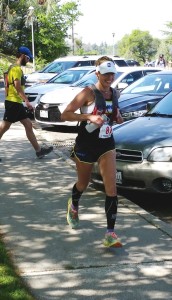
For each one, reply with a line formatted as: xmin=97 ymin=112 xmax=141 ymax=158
xmin=119 ymin=197 xmax=172 ymax=239
xmin=34 ymin=126 xmax=172 ymax=240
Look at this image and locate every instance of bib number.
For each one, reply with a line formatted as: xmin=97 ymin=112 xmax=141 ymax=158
xmin=99 ymin=124 xmax=112 ymax=138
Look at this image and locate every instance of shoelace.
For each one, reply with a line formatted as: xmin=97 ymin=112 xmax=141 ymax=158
xmin=107 ymin=232 xmax=118 ymax=239
xmin=70 ymin=208 xmax=78 ymax=219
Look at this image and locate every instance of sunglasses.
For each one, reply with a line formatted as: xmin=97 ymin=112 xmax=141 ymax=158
xmin=25 ymin=55 xmax=30 ymax=61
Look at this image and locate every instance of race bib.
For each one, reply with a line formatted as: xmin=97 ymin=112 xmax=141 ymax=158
xmin=99 ymin=124 xmax=112 ymax=139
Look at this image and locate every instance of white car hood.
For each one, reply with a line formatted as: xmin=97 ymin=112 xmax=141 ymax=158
xmin=25 ymin=83 xmax=69 ymax=94
xmin=25 ymin=72 xmax=55 ymax=82
xmin=40 ymin=86 xmax=83 ymax=104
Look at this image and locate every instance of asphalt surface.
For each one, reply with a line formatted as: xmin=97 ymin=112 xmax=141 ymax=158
xmin=0 ymin=111 xmax=172 ymax=299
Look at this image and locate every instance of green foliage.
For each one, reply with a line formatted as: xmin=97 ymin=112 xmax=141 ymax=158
xmin=0 ymin=0 xmax=81 ymax=61
xmin=35 ymin=52 xmax=48 ymax=70
xmin=117 ymin=30 xmax=158 ymax=64
xmin=1 ymin=1 xmax=172 ymax=64
xmin=0 ymin=60 xmax=8 ymax=78
xmin=61 ymin=0 xmax=83 ymax=25
xmin=0 ymin=53 xmax=16 ymax=78
xmin=34 ymin=9 xmax=70 ymax=61
xmin=160 ymin=22 xmax=172 ymax=61
xmin=0 ymin=235 xmax=35 ymax=300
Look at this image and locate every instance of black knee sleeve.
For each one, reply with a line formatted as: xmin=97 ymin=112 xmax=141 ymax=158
xmin=105 ymin=195 xmax=118 ymax=230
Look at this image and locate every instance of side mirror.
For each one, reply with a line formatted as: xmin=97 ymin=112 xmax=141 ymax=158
xmin=147 ymin=101 xmax=158 ymax=111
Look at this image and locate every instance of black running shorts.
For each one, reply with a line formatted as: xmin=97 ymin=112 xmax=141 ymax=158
xmin=71 ymin=143 xmax=115 ymax=164
xmin=3 ymin=100 xmax=28 ymax=123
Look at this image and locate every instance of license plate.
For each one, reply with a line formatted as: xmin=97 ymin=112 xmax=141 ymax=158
xmin=40 ymin=110 xmax=48 ymax=118
xmin=116 ymin=170 xmax=122 ymax=184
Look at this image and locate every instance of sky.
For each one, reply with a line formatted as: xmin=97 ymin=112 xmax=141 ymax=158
xmin=64 ymin=0 xmax=172 ymax=45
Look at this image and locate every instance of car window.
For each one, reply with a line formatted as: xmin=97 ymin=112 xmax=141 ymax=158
xmin=42 ymin=61 xmax=76 ymax=73
xmin=41 ymin=60 xmax=96 ymax=73
xmin=72 ymin=73 xmax=97 ymax=87
xmin=49 ymin=69 xmax=93 ymax=84
xmin=75 ymin=61 xmax=92 ymax=66
xmin=130 ymin=77 xmax=162 ymax=93
xmin=125 ymin=60 xmax=140 ymax=66
xmin=113 ymin=59 xmax=128 ymax=67
xmin=115 ymin=71 xmax=123 ymax=79
xmin=143 ymin=70 xmax=160 ymax=76
xmin=121 ymin=73 xmax=172 ymax=95
xmin=150 ymin=91 xmax=172 ymax=115
xmin=121 ymin=71 xmax=143 ymax=85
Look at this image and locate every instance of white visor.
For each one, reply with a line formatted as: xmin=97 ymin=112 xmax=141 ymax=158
xmin=96 ymin=61 xmax=117 ymax=74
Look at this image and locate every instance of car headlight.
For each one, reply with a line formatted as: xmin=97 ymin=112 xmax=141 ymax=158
xmin=43 ymin=103 xmax=50 ymax=109
xmin=148 ymin=147 xmax=172 ymax=162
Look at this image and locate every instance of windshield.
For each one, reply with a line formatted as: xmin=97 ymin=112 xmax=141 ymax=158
xmin=121 ymin=73 xmax=172 ymax=95
xmin=71 ymin=73 xmax=97 ymax=87
xmin=71 ymin=70 xmax=123 ymax=88
xmin=147 ymin=91 xmax=172 ymax=116
xmin=41 ymin=61 xmax=77 ymax=73
xmin=113 ymin=59 xmax=128 ymax=67
xmin=48 ymin=69 xmax=93 ymax=84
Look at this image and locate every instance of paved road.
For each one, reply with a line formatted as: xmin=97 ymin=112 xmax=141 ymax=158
xmin=0 ymin=121 xmax=172 ymax=300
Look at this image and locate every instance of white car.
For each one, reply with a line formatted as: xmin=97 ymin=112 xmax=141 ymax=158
xmin=24 ymin=55 xmax=98 ymax=87
xmin=25 ymin=66 xmax=96 ymax=110
xmin=25 ymin=55 xmax=128 ymax=87
xmin=35 ymin=66 xmax=162 ymax=127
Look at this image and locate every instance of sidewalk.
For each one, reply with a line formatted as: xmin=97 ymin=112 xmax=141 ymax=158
xmin=0 ymin=121 xmax=172 ymax=300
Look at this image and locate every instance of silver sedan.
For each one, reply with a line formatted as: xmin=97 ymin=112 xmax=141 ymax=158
xmin=92 ymin=89 xmax=172 ymax=195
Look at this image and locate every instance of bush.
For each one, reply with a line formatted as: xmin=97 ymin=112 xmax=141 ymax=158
xmin=0 ymin=58 xmax=10 ymax=78
xmin=0 ymin=53 xmax=16 ymax=79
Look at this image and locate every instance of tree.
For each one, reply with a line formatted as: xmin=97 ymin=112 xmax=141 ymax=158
xmin=74 ymin=37 xmax=84 ymax=55
xmin=31 ymin=5 xmax=70 ymax=61
xmin=117 ymin=30 xmax=158 ymax=64
xmin=0 ymin=0 xmax=82 ymax=62
xmin=160 ymin=22 xmax=172 ymax=63
xmin=61 ymin=1 xmax=82 ymax=55
xmin=161 ymin=21 xmax=172 ymax=43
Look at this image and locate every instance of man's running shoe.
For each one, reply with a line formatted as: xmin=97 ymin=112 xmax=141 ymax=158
xmin=67 ymin=198 xmax=79 ymax=228
xmin=36 ymin=146 xmax=53 ymax=159
xmin=103 ymin=231 xmax=122 ymax=248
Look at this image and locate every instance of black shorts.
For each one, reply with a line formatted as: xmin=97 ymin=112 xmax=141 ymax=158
xmin=71 ymin=142 xmax=115 ymax=164
xmin=3 ymin=100 xmax=28 ymax=123
xmin=71 ymin=122 xmax=115 ymax=163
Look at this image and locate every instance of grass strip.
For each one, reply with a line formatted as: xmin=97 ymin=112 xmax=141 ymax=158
xmin=0 ymin=234 xmax=36 ymax=300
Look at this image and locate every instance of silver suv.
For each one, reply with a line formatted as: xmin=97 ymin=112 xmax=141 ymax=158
xmin=25 ymin=55 xmax=128 ymax=87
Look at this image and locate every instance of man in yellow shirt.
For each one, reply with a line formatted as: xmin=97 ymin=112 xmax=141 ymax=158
xmin=0 ymin=46 xmax=53 ymax=162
